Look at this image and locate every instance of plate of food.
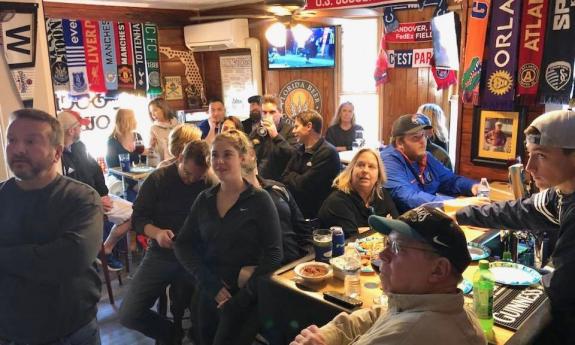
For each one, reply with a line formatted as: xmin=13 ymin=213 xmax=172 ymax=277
xmin=294 ymin=262 xmax=332 ymax=283
xmin=489 ymin=261 xmax=542 ymax=286
xmin=467 ymin=242 xmax=491 ymax=261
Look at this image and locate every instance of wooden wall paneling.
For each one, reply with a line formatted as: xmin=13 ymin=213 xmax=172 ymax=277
xmin=158 ymin=28 xmax=187 ymax=110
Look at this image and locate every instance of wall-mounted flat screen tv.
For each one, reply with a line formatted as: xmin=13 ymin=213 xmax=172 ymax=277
xmin=267 ymin=26 xmax=336 ymax=70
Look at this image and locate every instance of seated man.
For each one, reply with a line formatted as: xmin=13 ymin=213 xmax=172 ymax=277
xmin=456 ymin=110 xmax=575 ymax=344
xmin=282 ymin=109 xmax=341 ymax=219
xmin=251 ymin=94 xmax=298 ymax=181
xmin=290 ymin=206 xmax=486 ymax=345
xmin=381 ymin=114 xmax=479 ymax=213
xmin=198 ymin=98 xmax=226 ymax=142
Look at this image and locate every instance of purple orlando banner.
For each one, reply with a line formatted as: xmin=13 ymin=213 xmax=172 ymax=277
xmin=481 ymin=0 xmax=522 ymax=110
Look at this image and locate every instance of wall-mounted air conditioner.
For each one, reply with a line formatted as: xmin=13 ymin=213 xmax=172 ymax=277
xmin=184 ymin=18 xmax=249 ymax=52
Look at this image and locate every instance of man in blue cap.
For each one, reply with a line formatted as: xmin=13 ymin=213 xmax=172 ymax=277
xmin=380 ymin=114 xmax=480 ymax=213
xmin=290 ymin=206 xmax=485 ymax=345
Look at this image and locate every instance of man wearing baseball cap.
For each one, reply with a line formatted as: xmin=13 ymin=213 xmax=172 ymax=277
xmin=290 ymin=206 xmax=485 ymax=345
xmin=380 ymin=114 xmax=480 ymax=213
xmin=457 ymin=109 xmax=575 ymax=344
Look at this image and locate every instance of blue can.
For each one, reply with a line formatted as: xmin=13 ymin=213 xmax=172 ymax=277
xmin=331 ymin=226 xmax=345 ymax=257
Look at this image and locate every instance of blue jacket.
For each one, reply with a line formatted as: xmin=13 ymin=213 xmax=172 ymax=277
xmin=380 ymin=145 xmax=476 ymax=213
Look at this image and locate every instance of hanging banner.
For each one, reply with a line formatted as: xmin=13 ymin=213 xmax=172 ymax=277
xmin=461 ymin=0 xmax=491 ymax=104
xmin=431 ymin=57 xmax=456 ymax=89
xmin=82 ymin=20 xmax=106 ymax=93
xmin=305 ymin=0 xmax=412 ymax=11
xmin=374 ymin=30 xmax=390 ymax=85
xmin=99 ymin=21 xmax=118 ymax=91
xmin=538 ymin=0 xmax=575 ymax=104
xmin=115 ymin=22 xmax=134 ymax=90
xmin=481 ymin=0 xmax=521 ymax=110
xmin=387 ymin=48 xmax=433 ymax=68
xmin=385 ymin=21 xmax=432 ymax=43
xmin=62 ymin=19 xmax=89 ymax=96
xmin=383 ymin=0 xmax=448 ymax=32
xmin=431 ymin=12 xmax=459 ymax=70
xmin=131 ymin=23 xmax=147 ymax=91
xmin=1 ymin=4 xmax=36 ymax=68
xmin=46 ymin=18 xmax=69 ymax=92
xmin=143 ymin=23 xmax=161 ymax=95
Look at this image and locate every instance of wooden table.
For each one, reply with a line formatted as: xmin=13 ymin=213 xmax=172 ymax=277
xmin=259 ymin=185 xmax=550 ymax=344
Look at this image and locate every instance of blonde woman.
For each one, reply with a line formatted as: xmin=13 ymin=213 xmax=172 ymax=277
xmin=149 ymin=98 xmax=179 ymax=161
xmin=417 ymin=103 xmax=449 ymax=151
xmin=325 ymin=101 xmax=364 ymax=152
xmin=105 ymin=108 xmax=142 ymax=170
xmin=318 ymin=148 xmax=398 ymax=237
xmin=175 ymin=131 xmax=282 ymax=345
xmin=157 ymin=123 xmax=202 ymax=168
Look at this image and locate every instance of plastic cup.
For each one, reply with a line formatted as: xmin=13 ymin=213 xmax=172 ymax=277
xmin=118 ymin=153 xmax=131 ymax=172
xmin=313 ymin=229 xmax=333 ymax=263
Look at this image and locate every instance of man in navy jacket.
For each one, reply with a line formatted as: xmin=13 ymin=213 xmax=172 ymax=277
xmin=381 ymin=114 xmax=479 ymax=213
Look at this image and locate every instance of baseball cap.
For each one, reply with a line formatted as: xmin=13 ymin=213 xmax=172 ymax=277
xmin=525 ymin=109 xmax=575 ymax=149
xmin=57 ymin=110 xmax=90 ymax=130
xmin=416 ymin=113 xmax=432 ymax=127
xmin=391 ymin=114 xmax=433 ymax=137
xmin=368 ymin=206 xmax=471 ymax=273
xmin=248 ymin=95 xmax=262 ymax=104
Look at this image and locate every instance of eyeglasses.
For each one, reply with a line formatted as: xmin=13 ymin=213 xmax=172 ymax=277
xmin=383 ymin=238 xmax=438 ymax=256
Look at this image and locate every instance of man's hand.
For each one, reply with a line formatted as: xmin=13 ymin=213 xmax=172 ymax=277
xmin=215 ymin=286 xmax=232 ymax=309
xmin=208 ymin=115 xmax=221 ymax=133
xmin=289 ymin=325 xmax=327 ymax=345
xmin=154 ymin=229 xmax=175 ymax=249
xmin=471 ymin=184 xmax=481 ymax=196
xmin=101 ymin=195 xmax=113 ymax=213
xmin=262 ymin=117 xmax=278 ymax=138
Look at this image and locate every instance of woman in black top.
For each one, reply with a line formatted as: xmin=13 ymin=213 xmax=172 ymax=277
xmin=318 ymin=148 xmax=399 ymax=238
xmin=325 ymin=101 xmax=364 ymax=152
xmin=175 ymin=131 xmax=282 ymax=345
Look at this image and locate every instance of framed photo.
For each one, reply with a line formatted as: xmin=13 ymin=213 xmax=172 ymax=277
xmin=471 ymin=107 xmax=526 ymax=167
xmin=163 ymin=76 xmax=183 ymax=100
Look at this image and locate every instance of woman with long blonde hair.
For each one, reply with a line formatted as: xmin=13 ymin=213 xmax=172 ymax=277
xmin=417 ymin=103 xmax=449 ymax=151
xmin=318 ymin=148 xmax=398 ymax=237
xmin=325 ymin=101 xmax=364 ymax=152
xmin=157 ymin=123 xmax=202 ymax=168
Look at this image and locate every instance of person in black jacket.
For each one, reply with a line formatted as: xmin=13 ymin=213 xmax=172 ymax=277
xmin=456 ymin=110 xmax=575 ymax=345
xmin=319 ymin=148 xmax=399 ymax=238
xmin=282 ymin=109 xmax=341 ymax=219
xmin=119 ymin=141 xmax=213 ymax=345
xmin=232 ymin=129 xmax=311 ymax=263
xmin=1 ymin=109 xmax=102 ymax=345
xmin=175 ymin=131 xmax=283 ymax=345
xmin=242 ymin=95 xmax=262 ymax=135
xmin=249 ymin=94 xmax=298 ymax=180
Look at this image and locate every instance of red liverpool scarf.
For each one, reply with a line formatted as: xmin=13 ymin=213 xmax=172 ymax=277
xmin=374 ymin=30 xmax=389 ymax=86
xmin=115 ymin=22 xmax=134 ymax=90
xmin=517 ymin=0 xmax=549 ymax=105
xmin=461 ymin=0 xmax=491 ymax=104
xmin=82 ymin=20 xmax=106 ymax=93
xmin=538 ymin=0 xmax=575 ymax=104
xmin=481 ymin=0 xmax=522 ymax=111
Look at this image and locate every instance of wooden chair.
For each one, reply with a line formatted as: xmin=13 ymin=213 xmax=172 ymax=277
xmin=98 ymin=245 xmax=123 ymax=305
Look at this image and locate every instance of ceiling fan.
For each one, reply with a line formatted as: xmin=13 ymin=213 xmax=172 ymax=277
xmin=188 ymin=0 xmax=381 ymax=26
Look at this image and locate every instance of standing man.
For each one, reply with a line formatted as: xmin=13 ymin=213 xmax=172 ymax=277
xmin=290 ymin=206 xmax=485 ymax=345
xmin=58 ymin=110 xmax=128 ymax=270
xmin=0 ymin=109 xmax=103 ymax=344
xmin=456 ymin=110 xmax=575 ymax=344
xmin=242 ymin=94 xmax=262 ymax=134
xmin=199 ymin=98 xmax=226 ymax=142
xmin=120 ymin=141 xmax=213 ymax=345
xmin=251 ymin=94 xmax=298 ymax=180
xmin=381 ymin=114 xmax=479 ymax=213
xmin=282 ymin=109 xmax=340 ymax=219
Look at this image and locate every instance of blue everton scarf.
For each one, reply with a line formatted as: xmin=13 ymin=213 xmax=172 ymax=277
xmin=62 ymin=19 xmax=88 ymax=95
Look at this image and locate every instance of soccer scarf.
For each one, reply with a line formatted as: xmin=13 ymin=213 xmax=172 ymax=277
xmin=374 ymin=30 xmax=389 ymax=86
xmin=131 ymin=23 xmax=147 ymax=91
xmin=538 ymin=0 xmax=575 ymax=104
xmin=82 ymin=20 xmax=106 ymax=93
xmin=99 ymin=21 xmax=118 ymax=91
xmin=143 ymin=23 xmax=161 ymax=95
xmin=516 ymin=0 xmax=549 ymax=105
xmin=461 ymin=0 xmax=491 ymax=104
xmin=116 ymin=22 xmax=134 ymax=90
xmin=46 ymin=18 xmax=69 ymax=92
xmin=431 ymin=57 xmax=457 ymax=89
xmin=482 ymin=0 xmax=522 ymax=110
xmin=62 ymin=19 xmax=88 ymax=96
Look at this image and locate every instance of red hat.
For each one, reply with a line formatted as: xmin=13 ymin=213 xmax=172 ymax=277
xmin=57 ymin=110 xmax=90 ymax=130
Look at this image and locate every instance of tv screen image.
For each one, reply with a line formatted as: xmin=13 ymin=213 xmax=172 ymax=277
xmin=268 ymin=26 xmax=336 ymax=69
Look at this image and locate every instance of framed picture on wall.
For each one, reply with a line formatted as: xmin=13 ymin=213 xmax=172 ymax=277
xmin=471 ymin=107 xmax=526 ymax=167
xmin=164 ymin=76 xmax=183 ymax=100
